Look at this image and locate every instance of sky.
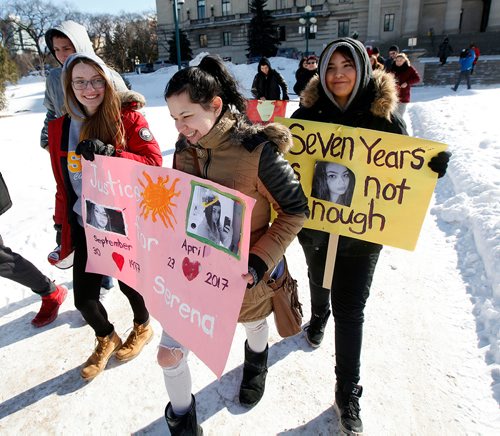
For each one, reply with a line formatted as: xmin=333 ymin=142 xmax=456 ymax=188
xmin=0 ymin=56 xmax=499 ymax=434
xmin=50 ymin=0 xmax=157 ymax=15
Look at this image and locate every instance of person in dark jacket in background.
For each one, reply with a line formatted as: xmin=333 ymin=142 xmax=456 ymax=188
xmin=383 ymin=44 xmax=399 ymax=71
xmin=251 ymin=57 xmax=289 ymax=100
xmin=291 ymin=37 xmax=450 ymax=435
xmin=438 ymin=37 xmax=453 ymax=65
xmin=293 ymin=55 xmax=318 ymax=99
xmin=390 ymin=52 xmax=421 ymax=117
xmin=0 ymin=172 xmax=67 ymax=328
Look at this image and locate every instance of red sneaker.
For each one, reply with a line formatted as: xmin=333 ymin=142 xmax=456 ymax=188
xmin=31 ymin=285 xmax=68 ymax=328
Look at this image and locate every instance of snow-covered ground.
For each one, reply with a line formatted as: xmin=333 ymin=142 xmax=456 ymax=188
xmin=0 ymin=57 xmax=499 ymax=434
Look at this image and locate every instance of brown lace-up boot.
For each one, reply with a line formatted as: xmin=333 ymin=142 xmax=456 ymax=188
xmin=115 ymin=320 xmax=153 ymax=362
xmin=80 ymin=330 xmax=122 ymax=381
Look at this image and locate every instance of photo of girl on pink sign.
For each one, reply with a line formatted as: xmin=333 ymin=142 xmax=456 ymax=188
xmin=85 ymin=199 xmax=127 ymax=236
xmin=186 ymin=183 xmax=243 ymax=257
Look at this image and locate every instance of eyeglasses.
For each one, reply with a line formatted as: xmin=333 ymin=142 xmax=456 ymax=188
xmin=72 ymin=78 xmax=106 ymax=90
xmin=306 ymin=61 xmax=317 ymax=65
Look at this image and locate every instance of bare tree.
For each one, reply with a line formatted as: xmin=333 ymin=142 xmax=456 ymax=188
xmin=4 ymin=0 xmax=69 ymax=71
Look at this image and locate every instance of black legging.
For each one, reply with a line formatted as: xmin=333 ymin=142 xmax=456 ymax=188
xmin=300 ymin=236 xmax=379 ymax=387
xmin=73 ymin=224 xmax=149 ymax=337
xmin=0 ymin=234 xmax=54 ymax=295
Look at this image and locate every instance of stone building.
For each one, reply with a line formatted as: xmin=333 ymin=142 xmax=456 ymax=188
xmin=156 ymin=0 xmax=500 ymax=64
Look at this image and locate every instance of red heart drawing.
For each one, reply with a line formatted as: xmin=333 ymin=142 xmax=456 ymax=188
xmin=182 ymin=257 xmax=200 ymax=281
xmin=112 ymin=252 xmax=125 ymax=271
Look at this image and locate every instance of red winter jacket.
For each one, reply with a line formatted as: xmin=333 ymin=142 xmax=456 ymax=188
xmin=391 ymin=64 xmax=420 ymax=103
xmin=48 ymin=105 xmax=162 ymax=261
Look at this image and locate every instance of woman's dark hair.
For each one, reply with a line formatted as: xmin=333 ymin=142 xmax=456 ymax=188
xmin=204 ymin=199 xmax=221 ymax=231
xmin=164 ymin=55 xmax=246 ymax=113
xmin=312 ymin=161 xmax=355 ymax=207
xmin=335 ymin=45 xmax=355 ymax=63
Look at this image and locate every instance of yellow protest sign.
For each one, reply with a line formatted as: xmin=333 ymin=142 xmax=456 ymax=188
xmin=276 ymin=117 xmax=448 ymax=251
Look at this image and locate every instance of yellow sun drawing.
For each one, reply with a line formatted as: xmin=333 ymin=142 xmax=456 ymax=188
xmin=138 ymin=171 xmax=180 ymax=230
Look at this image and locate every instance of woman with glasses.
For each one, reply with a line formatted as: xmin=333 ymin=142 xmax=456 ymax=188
xmin=293 ymin=55 xmax=318 ymax=103
xmin=48 ymin=52 xmax=162 ymax=381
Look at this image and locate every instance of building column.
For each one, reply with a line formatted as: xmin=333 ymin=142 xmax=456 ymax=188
xmin=444 ymin=0 xmax=463 ymax=33
xmin=402 ymin=0 xmax=422 ymax=36
xmin=487 ymin=0 xmax=500 ymax=31
xmin=366 ymin=0 xmax=382 ymax=41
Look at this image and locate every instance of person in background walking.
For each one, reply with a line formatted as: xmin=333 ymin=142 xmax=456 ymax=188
xmin=372 ymin=46 xmax=385 ymax=65
xmin=0 ymin=172 xmax=67 ymax=328
xmin=390 ymin=52 xmax=421 ymax=117
xmin=469 ymin=42 xmax=480 ymax=74
xmin=370 ymin=54 xmax=384 ymax=70
xmin=383 ymin=45 xmax=399 ymax=71
xmin=251 ymin=57 xmax=289 ymax=101
xmin=438 ymin=37 xmax=453 ymax=65
xmin=452 ymin=48 xmax=475 ymax=91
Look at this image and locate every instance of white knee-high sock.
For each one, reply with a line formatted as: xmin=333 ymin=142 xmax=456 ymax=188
xmin=243 ymin=318 xmax=269 ymax=352
xmin=162 ymin=356 xmax=193 ymax=416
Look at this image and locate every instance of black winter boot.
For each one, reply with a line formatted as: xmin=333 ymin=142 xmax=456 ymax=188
xmin=334 ymin=382 xmax=363 ymax=435
xmin=165 ymin=394 xmax=203 ymax=436
xmin=239 ymin=340 xmax=268 ymax=408
xmin=304 ymin=309 xmax=331 ymax=347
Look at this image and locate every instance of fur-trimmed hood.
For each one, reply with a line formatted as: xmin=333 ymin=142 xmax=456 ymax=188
xmin=229 ymin=113 xmax=294 ymax=154
xmin=300 ymin=69 xmax=399 ymax=120
xmin=177 ymin=111 xmax=294 ymax=155
xmin=119 ymin=90 xmax=146 ymax=110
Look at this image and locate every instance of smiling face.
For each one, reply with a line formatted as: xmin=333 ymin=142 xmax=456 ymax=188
xmin=395 ymin=55 xmax=406 ymax=67
xmin=305 ymin=58 xmax=318 ymax=70
xmin=325 ymin=51 xmax=357 ymax=108
xmin=167 ymin=91 xmax=222 ymax=144
xmin=52 ymin=35 xmax=76 ymax=65
xmin=325 ymin=162 xmax=350 ymax=201
xmin=94 ymin=205 xmax=109 ymax=229
xmin=72 ymin=62 xmax=106 ymax=116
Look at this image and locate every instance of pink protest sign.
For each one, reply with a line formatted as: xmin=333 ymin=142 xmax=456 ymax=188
xmin=246 ymin=99 xmax=288 ymax=124
xmin=81 ymin=155 xmax=255 ymax=378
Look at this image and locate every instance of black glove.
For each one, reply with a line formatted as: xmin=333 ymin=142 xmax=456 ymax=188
xmin=54 ymin=223 xmax=62 ymax=245
xmin=75 ymin=139 xmax=115 ymax=161
xmin=247 ymin=253 xmax=268 ymax=289
xmin=428 ymin=151 xmax=451 ymax=178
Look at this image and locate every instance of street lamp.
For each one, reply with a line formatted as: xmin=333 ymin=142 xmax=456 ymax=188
xmin=173 ymin=0 xmax=185 ymax=70
xmin=298 ymin=5 xmax=317 ymax=56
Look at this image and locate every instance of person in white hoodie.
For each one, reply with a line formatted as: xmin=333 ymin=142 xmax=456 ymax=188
xmin=41 ymin=20 xmax=127 ymax=151
xmin=41 ymin=20 xmax=127 ymax=292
